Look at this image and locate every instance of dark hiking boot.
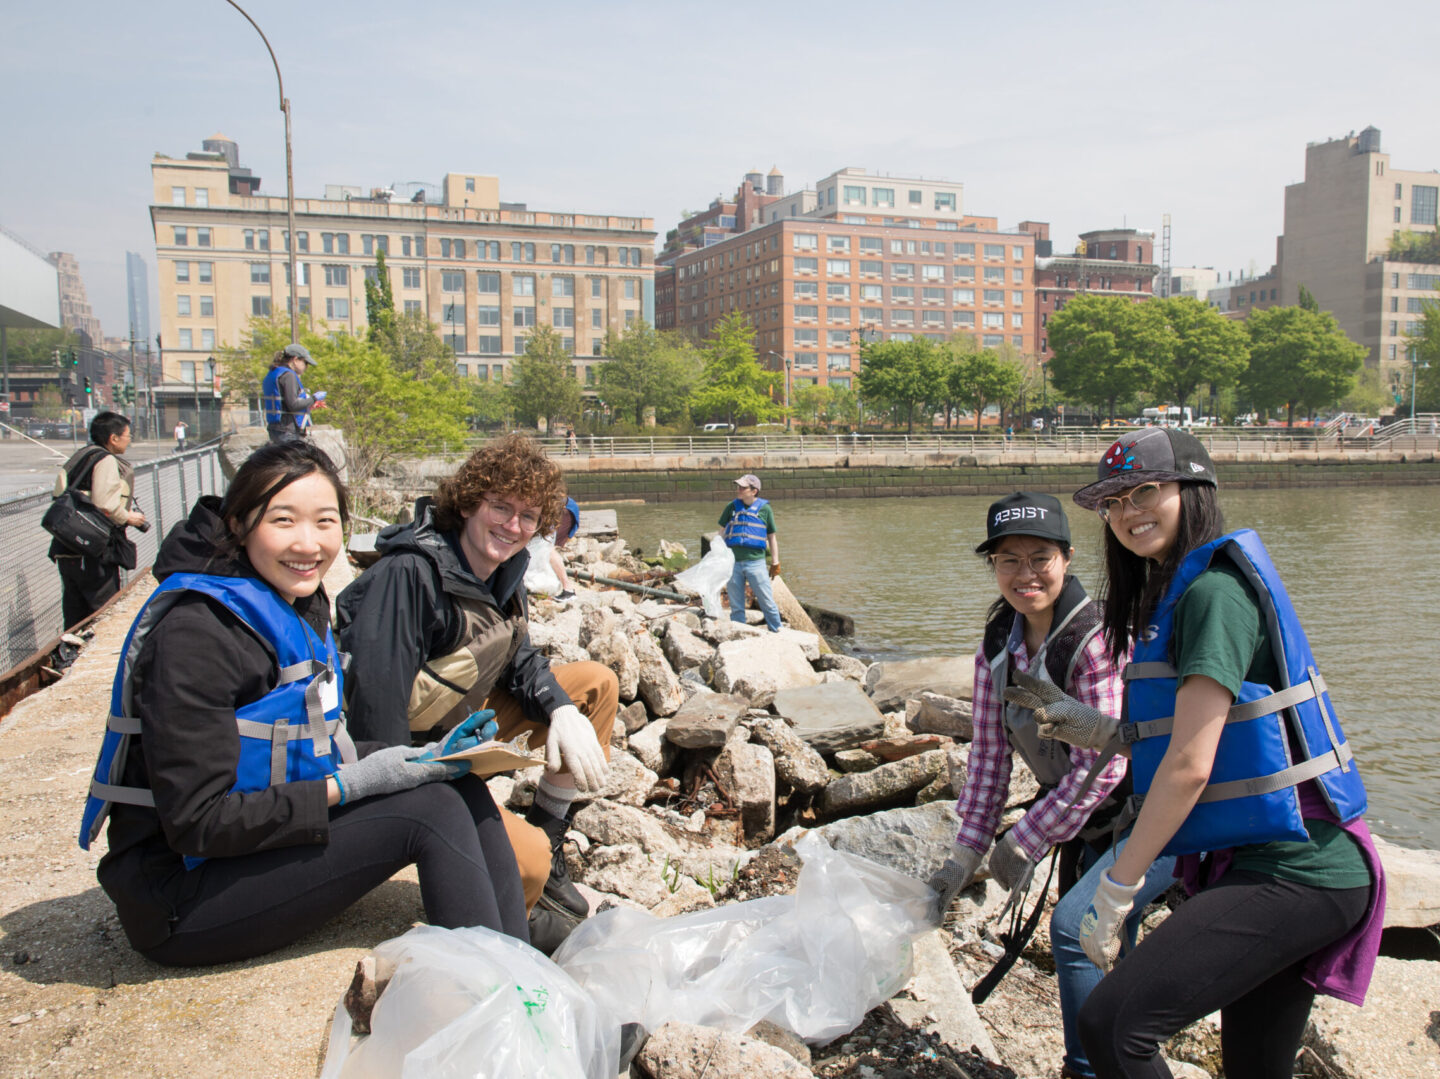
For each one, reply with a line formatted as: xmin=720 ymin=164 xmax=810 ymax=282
xmin=527 ymin=904 xmax=582 ymax=957
xmin=527 ymin=804 xmax=590 ymax=918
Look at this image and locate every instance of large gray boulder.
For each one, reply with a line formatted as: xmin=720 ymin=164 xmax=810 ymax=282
xmin=632 ymin=629 xmax=685 ymax=717
xmin=889 ymin=930 xmax=1000 ymax=1063
xmin=587 ymin=627 xmax=639 ymax=702
xmin=1373 ymin=835 xmax=1440 ymax=929
xmin=711 ymin=637 xmax=820 ymax=708
xmin=747 ymin=717 xmax=829 ymax=794
xmin=576 ymin=842 xmax=672 ymax=909
xmin=820 ymin=750 xmax=947 ymax=816
xmin=866 ymin=656 xmax=974 ymax=712
xmin=910 ymin=691 xmax=975 ymax=741
xmin=663 ymin=621 xmax=714 ymax=672
xmin=572 ymin=799 xmax=745 ymax=881
xmin=577 ymin=605 xmax=617 ymax=649
xmin=715 ymin=737 xmax=777 ymax=842
xmin=1305 ymin=956 xmax=1440 ymax=1078
xmin=630 ymin=717 xmax=679 ymax=776
xmin=815 ymin=799 xmax=961 ymax=880
xmin=638 ymin=1021 xmax=814 ymax=1079
xmin=665 ymin=693 xmax=749 ymax=749
xmin=592 ymin=751 xmax=658 ymax=808
xmin=701 ymin=618 xmax=766 ymax=645
xmin=812 ymin=652 xmax=869 ymax=682
xmin=773 ymin=681 xmax=887 ymax=754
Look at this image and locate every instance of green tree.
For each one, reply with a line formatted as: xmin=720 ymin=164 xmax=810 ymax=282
xmin=216 ymin=316 xmax=470 ymax=482
xmin=1 ymin=327 xmax=81 ymax=367
xmin=1150 ymin=296 xmax=1251 ymax=412
xmin=597 ymin=321 xmax=701 ymax=426
xmin=1047 ymin=294 xmax=1167 ymax=421
xmin=364 ymin=250 xmax=397 ymax=347
xmin=856 ymin=337 xmax=946 ymax=432
xmin=508 ymin=324 xmax=581 ymax=432
xmin=946 ymin=340 xmax=1026 ymax=431
xmin=1406 ymin=295 xmax=1440 ymax=412
xmin=1297 ymin=285 xmax=1320 ymax=313
xmin=382 ymin=307 xmax=459 ymax=375
xmin=1339 ymin=367 xmax=1389 ymax=416
xmin=468 ymin=375 xmax=510 ymax=429
xmin=1242 ymin=305 xmax=1366 ymax=425
xmin=689 ymin=312 xmax=780 ymax=428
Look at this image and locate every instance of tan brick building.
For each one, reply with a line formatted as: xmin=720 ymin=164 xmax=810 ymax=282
xmin=150 ymin=135 xmax=654 ymax=413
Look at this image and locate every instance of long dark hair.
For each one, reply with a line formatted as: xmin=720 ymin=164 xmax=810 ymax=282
xmin=1099 ymin=484 xmax=1226 ymax=664
xmin=217 ymin=440 xmax=349 ymax=559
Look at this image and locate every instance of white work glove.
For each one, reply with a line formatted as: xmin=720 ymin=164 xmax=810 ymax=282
xmin=988 ymin=830 xmax=1045 ymax=893
xmin=1079 ymin=869 xmax=1146 ymax=972
xmin=546 ymin=704 xmax=608 ymax=793
xmin=1004 ymin=671 xmax=1120 ymax=749
xmin=925 ymin=843 xmax=983 ymax=919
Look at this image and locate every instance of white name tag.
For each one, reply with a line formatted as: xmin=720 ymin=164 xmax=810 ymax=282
xmin=319 ymin=671 xmax=339 ymax=713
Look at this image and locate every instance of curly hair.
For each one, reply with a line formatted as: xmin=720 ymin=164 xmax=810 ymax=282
xmin=434 ymin=433 xmax=566 ymax=536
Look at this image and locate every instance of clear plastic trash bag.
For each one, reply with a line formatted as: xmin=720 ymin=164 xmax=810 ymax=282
xmin=672 ymin=538 xmax=734 ymax=618
xmin=320 ymin=925 xmax=619 ymax=1079
xmin=552 ymin=832 xmax=933 ymax=1045
xmin=522 ymin=534 xmax=560 ymax=596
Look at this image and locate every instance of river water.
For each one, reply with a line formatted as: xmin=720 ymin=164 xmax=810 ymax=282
xmin=614 ymin=486 xmax=1440 ymax=849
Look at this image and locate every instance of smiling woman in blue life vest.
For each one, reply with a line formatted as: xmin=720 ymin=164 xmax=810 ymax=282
xmin=1033 ymin=427 xmax=1386 ymax=1079
xmin=719 ymin=473 xmax=782 ymax=632
xmin=925 ymin=491 xmax=1173 ymax=1079
xmin=79 ymin=440 xmax=527 ymax=966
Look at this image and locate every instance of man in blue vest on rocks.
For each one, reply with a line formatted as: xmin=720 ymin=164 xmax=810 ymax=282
xmin=262 ymin=343 xmax=326 ymax=442
xmin=718 ymin=473 xmax=781 ymax=633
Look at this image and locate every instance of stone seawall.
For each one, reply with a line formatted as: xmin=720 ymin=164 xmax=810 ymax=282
xmin=558 ymin=455 xmax=1440 ymax=505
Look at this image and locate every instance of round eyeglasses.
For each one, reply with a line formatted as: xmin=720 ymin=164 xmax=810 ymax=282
xmin=1097 ymin=482 xmax=1163 ymax=522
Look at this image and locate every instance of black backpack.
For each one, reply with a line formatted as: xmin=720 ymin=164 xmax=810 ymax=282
xmin=42 ymin=447 xmax=116 ymax=561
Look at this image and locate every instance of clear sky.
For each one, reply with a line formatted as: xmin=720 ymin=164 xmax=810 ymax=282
xmin=3 ymin=0 xmax=1438 ymax=338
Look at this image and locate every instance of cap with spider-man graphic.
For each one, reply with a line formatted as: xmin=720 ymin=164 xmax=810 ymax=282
xmin=1072 ymin=426 xmax=1217 ymax=509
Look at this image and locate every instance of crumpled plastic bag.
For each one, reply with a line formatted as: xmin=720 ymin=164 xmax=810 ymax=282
xmin=672 ymin=537 xmax=734 ymax=618
xmin=320 ymin=925 xmax=618 ymax=1079
xmin=522 ymin=534 xmax=560 ymax=595
xmin=553 ymin=832 xmax=933 ymax=1044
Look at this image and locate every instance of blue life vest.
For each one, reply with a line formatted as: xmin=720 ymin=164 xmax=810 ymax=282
xmin=1121 ymin=529 xmax=1366 ymax=856
xmin=722 ymin=497 xmax=769 ymax=550
xmin=78 ymin=573 xmax=355 ymax=868
xmin=262 ymin=365 xmax=311 ymax=429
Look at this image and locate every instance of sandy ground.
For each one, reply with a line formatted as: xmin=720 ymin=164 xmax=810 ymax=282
xmin=0 ymin=558 xmax=386 ymax=1079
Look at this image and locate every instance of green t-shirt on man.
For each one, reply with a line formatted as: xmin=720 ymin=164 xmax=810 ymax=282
xmin=1170 ymin=561 xmax=1368 ymax=889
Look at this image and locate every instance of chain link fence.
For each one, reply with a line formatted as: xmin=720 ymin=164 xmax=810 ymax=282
xmin=0 ymin=447 xmax=225 ymax=674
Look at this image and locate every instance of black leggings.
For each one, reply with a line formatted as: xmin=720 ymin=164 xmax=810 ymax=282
xmin=1078 ymin=871 xmax=1370 ymax=1079
xmin=144 ymin=776 xmax=528 ymax=966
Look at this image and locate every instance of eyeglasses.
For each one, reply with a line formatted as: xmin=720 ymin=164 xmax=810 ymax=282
xmin=987 ymin=550 xmax=1061 ymax=576
xmin=1097 ymin=482 xmax=1163 ymax=521
xmin=480 ymin=497 xmax=541 ymax=532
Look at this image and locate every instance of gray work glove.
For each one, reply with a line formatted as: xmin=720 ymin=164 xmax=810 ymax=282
xmin=926 ymin=843 xmax=984 ymax=919
xmin=335 ymin=745 xmax=464 ymax=805
xmin=1004 ymin=671 xmax=1120 ymax=749
xmin=988 ymin=830 xmax=1045 ymax=893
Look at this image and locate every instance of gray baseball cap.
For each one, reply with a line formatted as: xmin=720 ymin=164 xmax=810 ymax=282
xmin=283 ymin=343 xmax=316 ymax=366
xmin=1073 ymin=427 xmax=1217 ymax=510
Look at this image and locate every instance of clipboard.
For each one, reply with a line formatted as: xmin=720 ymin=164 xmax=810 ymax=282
xmin=437 ymin=732 xmax=541 ymax=777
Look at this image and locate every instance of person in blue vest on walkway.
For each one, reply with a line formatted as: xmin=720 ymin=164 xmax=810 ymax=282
xmin=78 ymin=440 xmax=526 ymax=966
xmin=262 ymin=343 xmax=326 ymax=442
xmin=1018 ymin=427 xmax=1386 ymax=1078
xmin=718 ymin=473 xmax=781 ymax=632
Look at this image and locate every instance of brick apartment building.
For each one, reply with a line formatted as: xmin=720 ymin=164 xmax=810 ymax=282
xmin=1025 ymin=225 xmax=1159 ymax=363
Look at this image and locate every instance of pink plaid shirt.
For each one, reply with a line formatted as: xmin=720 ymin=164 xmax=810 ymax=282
xmin=953 ymin=625 xmax=1127 ymax=861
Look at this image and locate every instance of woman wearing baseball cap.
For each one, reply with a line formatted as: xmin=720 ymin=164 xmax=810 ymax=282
xmin=927 ymin=491 xmax=1171 ymax=1079
xmin=1029 ymin=428 xmax=1385 ymax=1077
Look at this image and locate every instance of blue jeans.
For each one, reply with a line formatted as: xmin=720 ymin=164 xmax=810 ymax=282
xmin=727 ymin=557 xmax=780 ymax=631
xmin=1050 ymin=836 xmax=1177 ymax=1077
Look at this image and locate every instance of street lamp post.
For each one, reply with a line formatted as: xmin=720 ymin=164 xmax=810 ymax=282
xmin=226 ymin=0 xmax=299 ymax=345
xmin=765 ymin=350 xmax=792 ymax=431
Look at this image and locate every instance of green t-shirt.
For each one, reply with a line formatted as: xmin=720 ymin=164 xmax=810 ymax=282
xmin=718 ymin=501 xmax=775 ymax=562
xmin=1171 ymin=563 xmax=1369 ymax=888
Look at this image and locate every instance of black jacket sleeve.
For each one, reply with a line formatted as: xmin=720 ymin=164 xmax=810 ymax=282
xmin=278 ymin=368 xmax=310 ymax=419
xmin=335 ymin=552 xmax=450 ymax=745
xmin=503 ymin=617 xmax=571 ymax=723
xmin=129 ymin=594 xmax=330 ymax=859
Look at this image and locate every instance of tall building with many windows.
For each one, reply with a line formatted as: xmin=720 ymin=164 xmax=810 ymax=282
xmin=125 ymin=251 xmax=151 ymax=352
xmin=657 ymin=167 xmax=1034 ymax=390
xmin=150 ymin=135 xmax=655 ymax=407
xmin=1275 ymin=126 xmax=1440 ymax=386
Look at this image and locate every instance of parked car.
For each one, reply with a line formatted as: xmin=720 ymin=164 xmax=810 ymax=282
xmin=701 ymin=422 xmax=735 ymax=433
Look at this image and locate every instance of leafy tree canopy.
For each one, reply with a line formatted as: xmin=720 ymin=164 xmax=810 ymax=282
xmin=689 ymin=313 xmax=780 ymax=427
xmin=1149 ymin=296 xmax=1251 ymax=408
xmin=1406 ymin=295 xmax=1440 ymax=412
xmin=598 ymin=321 xmax=701 ymax=426
xmin=1046 ymin=294 xmax=1167 ymax=420
xmin=1242 ymin=305 xmax=1366 ymax=425
xmin=944 ymin=338 xmax=1026 ymax=431
xmin=508 ymin=324 xmax=581 ymax=432
xmin=2 ymin=327 xmax=82 ymax=367
xmin=856 ymin=337 xmax=946 ymax=432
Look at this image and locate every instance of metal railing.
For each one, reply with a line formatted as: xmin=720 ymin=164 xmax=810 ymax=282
xmin=0 ymin=446 xmax=226 ymax=674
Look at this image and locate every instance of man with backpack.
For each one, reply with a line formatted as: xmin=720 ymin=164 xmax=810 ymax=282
xmin=49 ymin=411 xmax=146 ymax=626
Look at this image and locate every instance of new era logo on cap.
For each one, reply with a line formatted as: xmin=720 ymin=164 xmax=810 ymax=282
xmin=1190 ymin=462 xmax=1207 ymax=473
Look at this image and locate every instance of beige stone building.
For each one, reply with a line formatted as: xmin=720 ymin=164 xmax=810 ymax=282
xmin=47 ymin=252 xmax=104 ymax=344
xmin=1277 ymin=126 xmax=1440 ymax=388
xmin=150 ymin=135 xmax=654 ymax=415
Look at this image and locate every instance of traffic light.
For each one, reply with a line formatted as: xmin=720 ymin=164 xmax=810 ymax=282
xmin=69 ymin=349 xmax=78 ymax=367
xmin=83 ymin=377 xmax=92 ymax=396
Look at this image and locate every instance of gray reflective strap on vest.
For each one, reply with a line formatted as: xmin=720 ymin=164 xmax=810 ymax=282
xmin=269 ymin=718 xmax=290 ymax=786
xmin=1117 ymin=675 xmax=1326 ymax=745
xmin=1123 ymin=661 xmax=1178 ymax=681
xmin=88 ymin=781 xmax=156 ymax=807
xmin=303 ymin=671 xmax=333 ymax=757
xmin=108 ymin=713 xmax=142 ymax=735
xmin=234 ymin=716 xmax=345 ymax=740
xmin=1194 ymin=744 xmax=1354 ymax=804
xmin=277 ymin=660 xmax=321 ymax=685
xmin=1308 ymin=666 xmax=1350 ymax=773
xmin=332 ymin=722 xmax=359 ymax=765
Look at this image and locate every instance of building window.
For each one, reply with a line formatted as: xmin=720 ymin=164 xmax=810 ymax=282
xmin=922 ymin=287 xmax=945 ymax=304
xmin=982 ymin=244 xmax=1004 ymax=259
xmin=175 ymin=261 xmax=190 ymax=282
xmin=624 ymin=279 xmax=637 ymax=300
xmin=891 ymin=286 xmax=914 ymax=303
xmin=199 ymin=328 xmax=214 ymax=350
xmin=553 ymin=308 xmax=575 ymax=328
xmin=323 ymin=265 xmax=349 ymax=287
xmin=514 ymin=307 xmax=536 ymax=328
xmin=1012 ymin=291 xmax=1024 ymax=306
xmin=922 ymin=310 xmax=947 ymax=327
xmin=794 ymin=281 xmax=819 ymax=299
xmin=1012 ymin=268 xmax=1024 ymax=284
xmin=478 ymin=305 xmax=501 ymax=326
xmin=857 ymin=283 xmax=881 ymax=302
xmin=198 ymin=262 xmax=212 ymax=283
xmin=171 ymin=186 xmax=186 ymax=206
xmin=1388 ymin=344 xmax=1398 ymax=361
xmin=585 ymin=245 xmax=596 ymax=265
xmin=589 ymin=277 xmax=603 ymax=299
xmin=794 ymin=328 xmax=819 ymax=346
xmin=474 ymin=271 xmax=499 ymax=294
xmin=252 ymin=296 xmax=272 ymax=316
xmin=250 ymin=262 xmax=270 ymax=284
xmin=284 ymin=262 xmax=310 ymax=287
xmin=1413 ymin=185 xmax=1439 ymax=226
xmin=200 ymin=295 xmax=213 ymax=317
xmin=794 ymin=257 xmax=818 ymax=274
xmin=553 ymin=276 xmax=575 ymax=297
xmin=921 ymin=265 xmax=945 ymax=282
xmin=843 ymin=185 xmax=866 ymax=205
xmin=983 ymin=311 xmax=1004 ymax=329
xmin=444 ymin=331 xmax=466 ymax=353
xmin=244 ymin=229 xmax=255 ymax=250
xmin=1389 ymin=320 xmax=1399 ymax=336
xmin=591 ymin=309 xmax=602 ymax=329
xmin=934 ymin=191 xmax=956 ymax=211
xmin=827 ymin=235 xmax=851 ymax=254
xmin=890 ymin=310 xmax=914 ymax=327
xmin=404 ymin=299 xmax=422 ymax=314
xmin=1395 ymin=207 xmax=1403 ymax=223
xmin=478 ymin=335 xmax=501 ymax=354
xmin=983 ymin=289 xmax=1004 ymax=305
xmin=794 ymin=233 xmax=818 ymax=251
xmin=891 ymin=262 xmax=915 ymax=280
xmin=1011 ymin=313 xmax=1024 ymax=327
xmin=954 ymin=311 xmax=975 ymax=327
xmin=322 ymin=297 xmax=348 ymax=320
xmin=399 ymin=267 xmax=420 ymax=289
xmin=908 ymin=189 xmax=923 ymax=205
xmin=465 ymin=177 xmax=475 ymax=192
xmin=176 ymin=295 xmax=191 ymax=317
xmin=794 ymin=305 xmax=819 ymax=320
xmin=514 ymin=275 xmax=535 ymax=296
xmin=173 ymin=227 xmax=188 ymax=246
xmin=177 ymin=328 xmax=192 ymax=349
xmin=441 ymin=270 xmax=465 ymax=292
xmin=1396 ymin=182 xmax=1404 ymax=200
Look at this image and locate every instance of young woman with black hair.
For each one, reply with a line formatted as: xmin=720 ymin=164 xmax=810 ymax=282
xmin=1026 ymin=428 xmax=1385 ymax=1079
xmin=79 ymin=440 xmax=528 ymax=966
